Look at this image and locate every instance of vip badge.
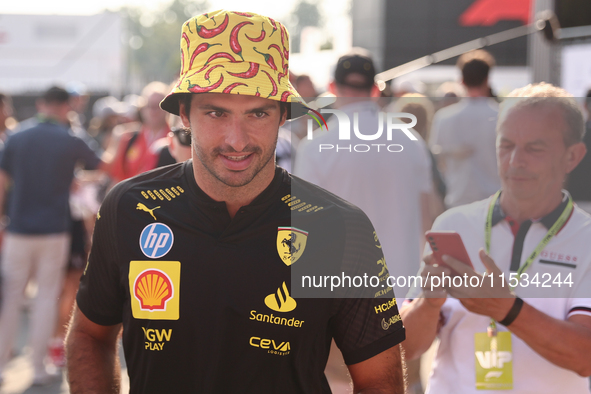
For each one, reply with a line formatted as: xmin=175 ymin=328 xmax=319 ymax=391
xmin=474 ymin=332 xmax=513 ymax=390
xmin=276 ymin=227 xmax=308 ymax=266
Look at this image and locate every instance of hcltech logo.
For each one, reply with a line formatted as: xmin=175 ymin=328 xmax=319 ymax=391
xmin=140 ymin=223 xmax=174 ymax=259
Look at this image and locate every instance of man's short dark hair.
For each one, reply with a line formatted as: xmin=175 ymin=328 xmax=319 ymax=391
xmin=42 ymin=86 xmax=70 ymax=104
xmin=457 ymin=50 xmax=495 ymax=88
xmin=182 ymin=94 xmax=192 ymax=121
xmin=180 ymin=94 xmax=288 ymax=121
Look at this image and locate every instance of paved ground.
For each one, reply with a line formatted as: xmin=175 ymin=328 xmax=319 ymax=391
xmin=0 ymin=308 xmax=427 ymax=394
xmin=0 ymin=306 xmax=433 ymax=394
xmin=0 ymin=308 xmax=129 ymax=394
xmin=14 ymin=301 xmax=586 ymax=394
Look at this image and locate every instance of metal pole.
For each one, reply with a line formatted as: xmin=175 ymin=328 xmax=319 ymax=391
xmin=375 ymin=17 xmax=546 ymax=90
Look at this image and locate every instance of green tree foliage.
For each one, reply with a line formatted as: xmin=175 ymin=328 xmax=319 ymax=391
xmin=123 ymin=0 xmax=209 ymax=87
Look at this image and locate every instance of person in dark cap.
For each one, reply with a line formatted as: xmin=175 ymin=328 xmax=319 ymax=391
xmin=430 ymin=49 xmax=500 ymax=208
xmin=331 ymin=47 xmax=379 ymax=99
xmin=295 ymin=47 xmax=432 ymax=392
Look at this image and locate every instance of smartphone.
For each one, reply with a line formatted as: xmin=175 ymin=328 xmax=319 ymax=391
xmin=425 ymin=231 xmax=474 ymax=271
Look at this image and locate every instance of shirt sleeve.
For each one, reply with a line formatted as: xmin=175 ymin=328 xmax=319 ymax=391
xmin=566 ymin=299 xmax=591 ymax=319
xmin=330 ymin=210 xmax=405 ymax=365
xmin=567 ymin=263 xmax=591 ymax=318
xmin=76 ymin=182 xmax=128 ymax=325
xmin=73 ymin=136 xmax=101 ymax=170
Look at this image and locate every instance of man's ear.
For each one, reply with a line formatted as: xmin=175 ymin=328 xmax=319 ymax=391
xmin=279 ymin=105 xmax=287 ymax=127
xmin=566 ymin=141 xmax=587 ymax=174
xmin=178 ymin=101 xmax=191 ymax=127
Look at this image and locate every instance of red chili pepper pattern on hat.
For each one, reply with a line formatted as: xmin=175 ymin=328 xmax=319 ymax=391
xmin=160 ymin=9 xmax=306 ymax=119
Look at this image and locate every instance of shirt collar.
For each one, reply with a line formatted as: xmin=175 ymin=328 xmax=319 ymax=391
xmin=184 ymin=161 xmax=288 ymax=209
xmin=491 ymin=191 xmax=571 ymax=229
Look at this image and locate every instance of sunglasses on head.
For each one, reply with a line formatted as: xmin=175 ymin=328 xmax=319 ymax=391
xmin=171 ymin=127 xmax=191 ymax=147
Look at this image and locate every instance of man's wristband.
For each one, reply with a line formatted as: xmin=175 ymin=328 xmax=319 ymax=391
xmin=498 ymin=297 xmax=523 ymax=326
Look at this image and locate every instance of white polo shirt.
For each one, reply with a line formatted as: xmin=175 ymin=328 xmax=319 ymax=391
xmin=422 ymin=194 xmax=591 ymax=394
xmin=295 ymin=101 xmax=432 ymax=299
xmin=430 ymin=98 xmax=500 ymax=208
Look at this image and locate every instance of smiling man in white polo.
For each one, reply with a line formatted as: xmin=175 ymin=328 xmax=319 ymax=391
xmin=401 ymin=83 xmax=591 ymax=393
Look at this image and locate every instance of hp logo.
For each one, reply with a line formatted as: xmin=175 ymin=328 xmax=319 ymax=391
xmin=139 ymin=223 xmax=174 ymax=259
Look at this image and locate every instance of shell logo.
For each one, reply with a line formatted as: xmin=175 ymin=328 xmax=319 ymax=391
xmin=133 ymin=269 xmax=174 ymax=311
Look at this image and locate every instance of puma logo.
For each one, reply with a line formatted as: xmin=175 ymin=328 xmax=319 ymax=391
xmin=136 ymin=203 xmax=161 ymax=220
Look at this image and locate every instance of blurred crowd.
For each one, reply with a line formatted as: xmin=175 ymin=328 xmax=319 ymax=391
xmin=0 ymin=80 xmax=192 ymax=387
xmin=0 ymin=45 xmax=590 ymax=393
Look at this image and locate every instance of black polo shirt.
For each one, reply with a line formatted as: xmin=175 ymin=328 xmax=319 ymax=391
xmin=77 ymin=161 xmax=405 ymax=393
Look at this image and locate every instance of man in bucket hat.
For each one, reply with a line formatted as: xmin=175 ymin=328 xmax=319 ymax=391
xmin=67 ymin=10 xmax=405 ymax=393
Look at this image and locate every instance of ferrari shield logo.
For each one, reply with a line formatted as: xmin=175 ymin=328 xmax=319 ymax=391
xmin=277 ymin=227 xmax=308 ymax=266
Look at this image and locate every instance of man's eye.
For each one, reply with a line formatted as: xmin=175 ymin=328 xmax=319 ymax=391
xmin=208 ymin=111 xmax=224 ymax=118
xmin=254 ymin=111 xmax=267 ymax=118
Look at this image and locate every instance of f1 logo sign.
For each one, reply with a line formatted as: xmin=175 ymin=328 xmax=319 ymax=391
xmin=459 ymin=0 xmax=531 ymax=26
xmin=139 ymin=223 xmax=174 ymax=259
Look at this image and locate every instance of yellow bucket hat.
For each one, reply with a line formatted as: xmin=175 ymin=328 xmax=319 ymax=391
xmin=160 ymin=10 xmax=308 ymax=119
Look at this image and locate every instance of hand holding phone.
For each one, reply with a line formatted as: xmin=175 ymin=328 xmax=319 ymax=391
xmin=425 ymin=231 xmax=474 ymax=272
